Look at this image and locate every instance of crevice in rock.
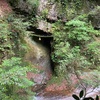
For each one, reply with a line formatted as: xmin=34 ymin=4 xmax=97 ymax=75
xmin=12 ymin=8 xmax=30 ymax=16
xmin=94 ymin=27 xmax=100 ymax=30
xmin=46 ymin=17 xmax=67 ymax=24
xmin=27 ymin=25 xmax=55 ymax=74
xmin=27 ymin=26 xmax=53 ymax=37
xmin=46 ymin=18 xmax=57 ymax=23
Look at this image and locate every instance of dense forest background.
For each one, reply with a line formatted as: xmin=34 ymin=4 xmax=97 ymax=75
xmin=0 ymin=0 xmax=100 ymax=99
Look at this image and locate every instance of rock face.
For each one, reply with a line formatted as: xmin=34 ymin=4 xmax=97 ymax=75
xmin=25 ymin=37 xmax=52 ymax=84
xmin=37 ymin=20 xmax=51 ymax=33
xmin=38 ymin=0 xmax=48 ymax=13
xmin=0 ymin=0 xmax=12 ymax=17
xmin=37 ymin=0 xmax=100 ymax=26
xmin=88 ymin=6 xmax=100 ymax=29
xmin=47 ymin=4 xmax=58 ymax=21
xmin=6 ymin=0 xmax=100 ymax=94
xmin=10 ymin=0 xmax=100 ymax=33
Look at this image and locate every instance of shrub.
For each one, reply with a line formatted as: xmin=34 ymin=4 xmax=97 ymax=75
xmin=51 ymin=16 xmax=100 ymax=86
xmin=0 ymin=57 xmax=34 ymax=100
xmin=0 ymin=15 xmax=34 ymax=100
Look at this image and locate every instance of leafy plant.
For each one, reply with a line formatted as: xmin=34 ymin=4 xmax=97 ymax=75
xmin=0 ymin=15 xmax=34 ymax=100
xmin=72 ymin=90 xmax=99 ymax=100
xmin=0 ymin=15 xmax=30 ymax=60
xmin=54 ymin=0 xmax=83 ymax=8
xmin=26 ymin=0 xmax=39 ymax=15
xmin=51 ymin=17 xmax=100 ymax=86
xmin=0 ymin=18 xmax=13 ymax=62
xmin=41 ymin=8 xmax=49 ymax=19
xmin=85 ymin=41 xmax=100 ymax=66
xmin=0 ymin=57 xmax=34 ymax=100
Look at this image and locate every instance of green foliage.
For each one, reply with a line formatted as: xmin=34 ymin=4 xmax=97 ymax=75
xmin=0 ymin=15 xmax=30 ymax=59
xmin=0 ymin=57 xmax=34 ymax=100
xmin=81 ymin=70 xmax=100 ymax=88
xmin=48 ymin=76 xmax=64 ymax=85
xmin=7 ymin=14 xmax=30 ymax=36
xmin=52 ymin=17 xmax=100 ymax=85
xmin=27 ymin=0 xmax=39 ymax=7
xmin=26 ymin=0 xmax=39 ymax=14
xmin=86 ymin=41 xmax=100 ymax=66
xmin=41 ymin=8 xmax=49 ymax=19
xmin=0 ymin=18 xmax=13 ymax=62
xmin=0 ymin=15 xmax=34 ymax=99
xmin=65 ymin=20 xmax=99 ymax=42
xmin=8 ymin=15 xmax=30 ymax=55
xmin=54 ymin=0 xmax=83 ymax=8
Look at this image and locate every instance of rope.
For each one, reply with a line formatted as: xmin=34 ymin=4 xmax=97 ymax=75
xmin=32 ymin=34 xmax=53 ymax=38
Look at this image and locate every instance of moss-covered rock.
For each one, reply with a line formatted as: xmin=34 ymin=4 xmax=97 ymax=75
xmin=88 ymin=6 xmax=100 ymax=29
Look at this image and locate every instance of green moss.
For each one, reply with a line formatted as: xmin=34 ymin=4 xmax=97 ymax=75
xmin=41 ymin=8 xmax=49 ymax=19
xmin=47 ymin=76 xmax=64 ymax=85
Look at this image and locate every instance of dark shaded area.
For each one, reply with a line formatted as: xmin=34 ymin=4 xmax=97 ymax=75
xmin=32 ymin=35 xmax=54 ymax=73
xmin=94 ymin=27 xmax=100 ymax=30
xmin=28 ymin=26 xmax=52 ymax=37
xmin=12 ymin=8 xmax=30 ymax=16
xmin=28 ymin=26 xmax=54 ymax=73
xmin=46 ymin=18 xmax=57 ymax=23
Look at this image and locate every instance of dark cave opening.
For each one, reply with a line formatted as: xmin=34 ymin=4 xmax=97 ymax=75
xmin=28 ymin=26 xmax=52 ymax=37
xmin=29 ymin=27 xmax=55 ymax=73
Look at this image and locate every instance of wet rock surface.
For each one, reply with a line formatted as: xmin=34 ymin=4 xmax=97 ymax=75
xmin=25 ymin=37 xmax=52 ymax=85
xmin=34 ymin=87 xmax=100 ymax=100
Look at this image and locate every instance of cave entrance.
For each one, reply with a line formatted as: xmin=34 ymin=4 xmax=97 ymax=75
xmin=28 ymin=27 xmax=54 ymax=73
